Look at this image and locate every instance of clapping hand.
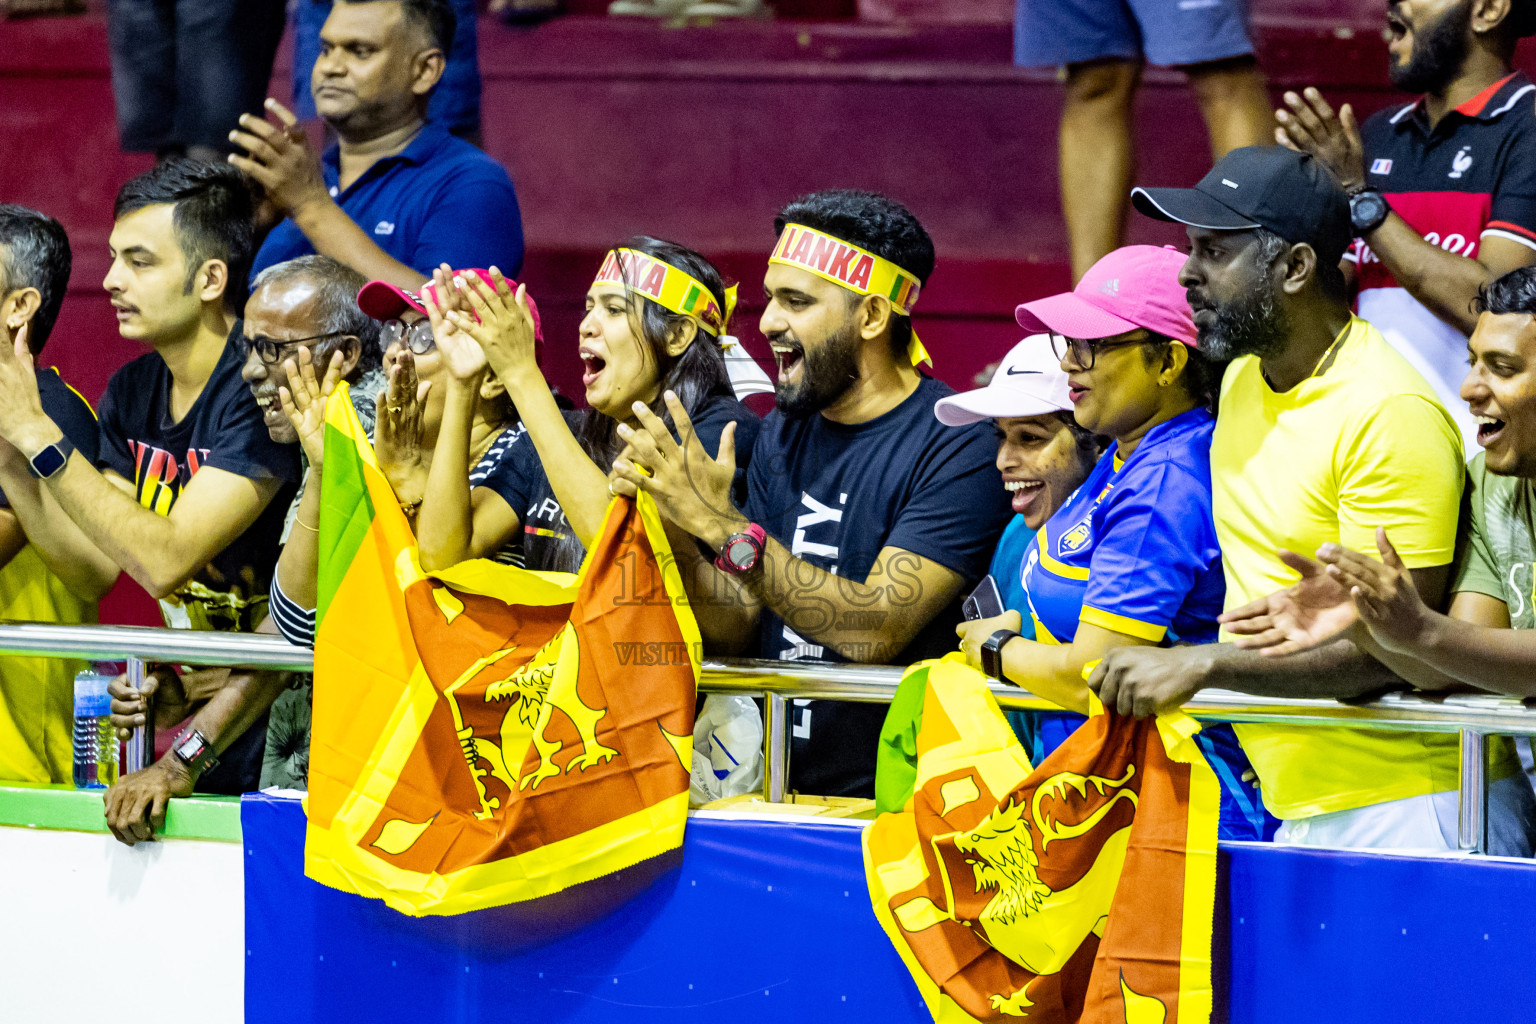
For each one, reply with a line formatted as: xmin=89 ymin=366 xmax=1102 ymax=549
xmin=1221 ymin=549 xmax=1360 ymax=657
xmin=276 ymin=346 xmax=345 ymax=471
xmin=227 ymin=99 xmax=330 ymax=218
xmin=447 ymin=267 xmax=540 ymax=386
xmin=375 ymin=350 xmax=432 ymax=504
xmin=1316 ymin=528 xmax=1428 ymax=654
xmin=610 ymin=392 xmax=741 ymax=544
xmin=422 ymin=266 xmax=487 ymax=383
xmin=1275 ymin=87 xmax=1365 ymax=193
xmin=0 ymin=323 xmax=57 ymax=456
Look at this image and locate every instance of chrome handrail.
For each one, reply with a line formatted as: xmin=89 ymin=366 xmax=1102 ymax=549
xmin=4 ymin=622 xmax=1528 ymax=852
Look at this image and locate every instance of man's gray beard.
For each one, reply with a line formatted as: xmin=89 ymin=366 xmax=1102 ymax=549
xmin=775 ymin=319 xmax=862 ymax=417
xmin=1197 ymin=286 xmax=1289 ymax=363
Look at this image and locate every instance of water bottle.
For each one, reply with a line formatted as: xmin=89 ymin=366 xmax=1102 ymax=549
xmin=72 ymin=668 xmax=118 ymax=790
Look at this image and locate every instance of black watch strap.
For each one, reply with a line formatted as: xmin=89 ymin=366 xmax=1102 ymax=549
xmin=1349 ymin=189 xmax=1390 ymax=236
xmin=980 ymin=628 xmax=1021 ymax=681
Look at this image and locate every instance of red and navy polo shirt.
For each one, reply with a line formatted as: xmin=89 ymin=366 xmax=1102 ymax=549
xmin=1352 ymin=71 xmax=1536 ymax=447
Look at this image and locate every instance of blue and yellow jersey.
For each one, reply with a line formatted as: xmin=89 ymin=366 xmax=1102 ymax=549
xmin=1017 ymin=407 xmax=1226 ymax=648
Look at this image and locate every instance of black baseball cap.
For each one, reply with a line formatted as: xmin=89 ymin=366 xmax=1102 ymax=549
xmin=1131 ymin=146 xmax=1351 ymax=265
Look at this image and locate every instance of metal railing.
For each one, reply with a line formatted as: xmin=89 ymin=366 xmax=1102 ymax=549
xmin=5 ymin=622 xmax=1533 ymax=853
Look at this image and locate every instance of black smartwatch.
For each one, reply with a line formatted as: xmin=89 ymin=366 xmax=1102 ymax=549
xmin=171 ymin=727 xmax=220 ymax=775
xmin=979 ymin=629 xmax=1021 ymax=681
xmin=26 ymin=436 xmax=74 ymax=480
xmin=1349 ymin=188 xmax=1391 ymax=236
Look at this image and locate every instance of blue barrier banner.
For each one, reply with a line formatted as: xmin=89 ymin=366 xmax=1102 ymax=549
xmin=243 ymin=794 xmax=928 ymax=1023
xmin=1223 ymin=841 xmax=1536 ymax=1022
xmin=245 ymin=794 xmax=1536 ymax=1023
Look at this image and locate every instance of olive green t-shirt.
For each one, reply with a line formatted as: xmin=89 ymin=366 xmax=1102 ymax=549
xmin=1452 ymin=453 xmax=1536 ymax=628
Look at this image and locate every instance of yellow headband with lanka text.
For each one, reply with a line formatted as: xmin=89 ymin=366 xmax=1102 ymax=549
xmin=768 ymin=223 xmax=929 ymax=367
xmin=592 ymin=248 xmax=736 ymax=340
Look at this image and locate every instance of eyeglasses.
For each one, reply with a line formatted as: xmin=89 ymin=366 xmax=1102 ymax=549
xmin=243 ymin=331 xmax=344 ymax=365
xmin=380 ymin=317 xmax=436 ymax=356
xmin=1049 ymin=331 xmax=1152 ymax=370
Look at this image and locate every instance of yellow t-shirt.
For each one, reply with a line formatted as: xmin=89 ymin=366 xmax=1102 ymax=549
xmin=0 ymin=544 xmax=97 ymax=783
xmin=1213 ymin=316 xmax=1517 ymax=819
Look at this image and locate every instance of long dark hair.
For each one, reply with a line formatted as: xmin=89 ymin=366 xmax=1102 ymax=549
xmin=549 ymin=236 xmax=735 ymax=571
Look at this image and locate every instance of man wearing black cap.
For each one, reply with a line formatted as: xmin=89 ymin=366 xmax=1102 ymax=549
xmin=1273 ymin=0 xmax=1536 ymax=450
xmin=1090 ymin=146 xmax=1536 ymax=855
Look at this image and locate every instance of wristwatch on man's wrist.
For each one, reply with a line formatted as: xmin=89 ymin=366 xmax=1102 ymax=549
xmin=26 ymin=436 xmax=74 ymax=480
xmin=1349 ymin=188 xmax=1391 ymax=236
xmin=171 ymin=727 xmax=220 ymax=776
xmin=714 ymin=523 xmax=767 ymax=575
xmin=980 ymin=629 xmax=1021 ymax=681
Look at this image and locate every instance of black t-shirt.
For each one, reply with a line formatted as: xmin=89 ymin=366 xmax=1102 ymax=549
xmin=96 ymin=323 xmax=301 ymax=633
xmin=482 ymin=393 xmax=761 ymax=573
xmin=742 ymin=376 xmax=1013 ymax=797
xmin=0 ymin=367 xmax=99 ymax=507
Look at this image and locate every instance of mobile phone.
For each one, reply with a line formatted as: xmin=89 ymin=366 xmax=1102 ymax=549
xmin=962 ymin=575 xmax=1005 ymax=621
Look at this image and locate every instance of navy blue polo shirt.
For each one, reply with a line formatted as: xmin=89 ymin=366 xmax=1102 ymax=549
xmin=250 ymin=123 xmax=524 ymax=283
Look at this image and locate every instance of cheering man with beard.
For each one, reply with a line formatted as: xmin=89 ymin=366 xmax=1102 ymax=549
xmin=1273 ymin=0 xmax=1536 ymax=448
xmin=611 ymin=189 xmax=1013 ymax=798
xmin=1091 ymin=146 xmax=1536 ymax=855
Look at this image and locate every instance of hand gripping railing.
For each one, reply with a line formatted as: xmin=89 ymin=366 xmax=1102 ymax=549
xmin=3 ymin=623 xmax=1533 ymax=853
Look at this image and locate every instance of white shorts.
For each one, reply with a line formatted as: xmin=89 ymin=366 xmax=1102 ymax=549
xmin=1275 ymin=773 xmax=1536 ymax=858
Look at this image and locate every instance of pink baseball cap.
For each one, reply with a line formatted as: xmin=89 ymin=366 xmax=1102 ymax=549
xmin=933 ymin=335 xmax=1072 ymax=425
xmin=356 ymin=269 xmax=543 ymax=341
xmin=1014 ymin=245 xmax=1195 ymax=345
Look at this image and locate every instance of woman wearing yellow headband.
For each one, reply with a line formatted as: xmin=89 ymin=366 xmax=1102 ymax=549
xmin=416 ymin=237 xmax=761 ymax=573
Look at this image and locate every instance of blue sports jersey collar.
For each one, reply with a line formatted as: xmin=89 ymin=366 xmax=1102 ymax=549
xmin=321 ymin=122 xmax=453 ymax=194
xmin=1105 ymin=406 xmax=1213 ymax=472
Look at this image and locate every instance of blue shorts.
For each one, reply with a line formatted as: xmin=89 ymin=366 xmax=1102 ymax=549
xmin=1014 ymin=0 xmax=1254 ymax=70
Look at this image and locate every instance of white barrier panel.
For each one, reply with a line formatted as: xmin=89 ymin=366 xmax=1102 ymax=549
xmin=0 ymin=805 xmax=244 ymax=1023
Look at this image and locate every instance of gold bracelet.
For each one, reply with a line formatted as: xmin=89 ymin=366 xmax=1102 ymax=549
xmin=292 ymin=515 xmax=319 ymax=533
xmin=399 ymin=499 xmax=423 ymax=518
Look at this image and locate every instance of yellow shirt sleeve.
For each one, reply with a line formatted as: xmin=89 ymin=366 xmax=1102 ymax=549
xmin=1336 ymin=394 xmax=1463 ymax=566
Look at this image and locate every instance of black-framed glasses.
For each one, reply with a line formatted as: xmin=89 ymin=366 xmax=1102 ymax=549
xmin=380 ymin=317 xmax=436 ymax=356
xmin=243 ymin=330 xmax=344 ymax=365
xmin=1049 ymin=330 xmax=1152 ymax=370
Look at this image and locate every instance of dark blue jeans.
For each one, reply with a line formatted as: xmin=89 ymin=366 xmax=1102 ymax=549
xmin=291 ymin=0 xmax=482 ymax=138
xmin=106 ymin=0 xmax=286 ymax=154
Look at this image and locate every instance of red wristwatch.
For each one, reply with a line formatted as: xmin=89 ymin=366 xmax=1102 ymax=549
xmin=715 ymin=523 xmax=767 ymax=574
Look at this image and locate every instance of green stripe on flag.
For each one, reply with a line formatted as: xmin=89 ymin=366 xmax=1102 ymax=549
xmin=682 ymin=283 xmax=700 ymax=313
xmin=875 ymin=662 xmax=932 ymax=815
xmin=888 ymin=276 xmax=905 ymax=303
xmin=315 ymin=401 xmax=377 ymax=630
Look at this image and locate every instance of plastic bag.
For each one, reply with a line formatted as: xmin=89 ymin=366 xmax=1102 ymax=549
xmin=690 ymin=694 xmax=764 ymax=804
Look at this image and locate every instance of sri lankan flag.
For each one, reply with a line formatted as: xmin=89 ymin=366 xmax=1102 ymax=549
xmin=305 ymin=382 xmax=698 ymax=917
xmin=864 ymin=656 xmax=1219 ymax=1023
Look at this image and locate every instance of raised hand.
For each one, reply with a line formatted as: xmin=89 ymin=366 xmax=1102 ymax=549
xmin=422 ymin=267 xmax=487 ymax=383
xmin=1221 ymin=548 xmax=1359 ymax=657
xmin=1275 ymin=87 xmax=1365 ymax=193
xmin=449 ymin=267 xmax=540 ymax=385
xmin=0 ymin=322 xmax=57 ymax=455
xmin=375 ymin=349 xmax=432 ymax=504
xmin=1318 ymin=528 xmax=1427 ymax=653
xmin=277 ymin=346 xmax=345 ymax=470
xmin=610 ymin=392 xmax=742 ymax=545
xmin=227 ymin=99 xmax=330 ymax=217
